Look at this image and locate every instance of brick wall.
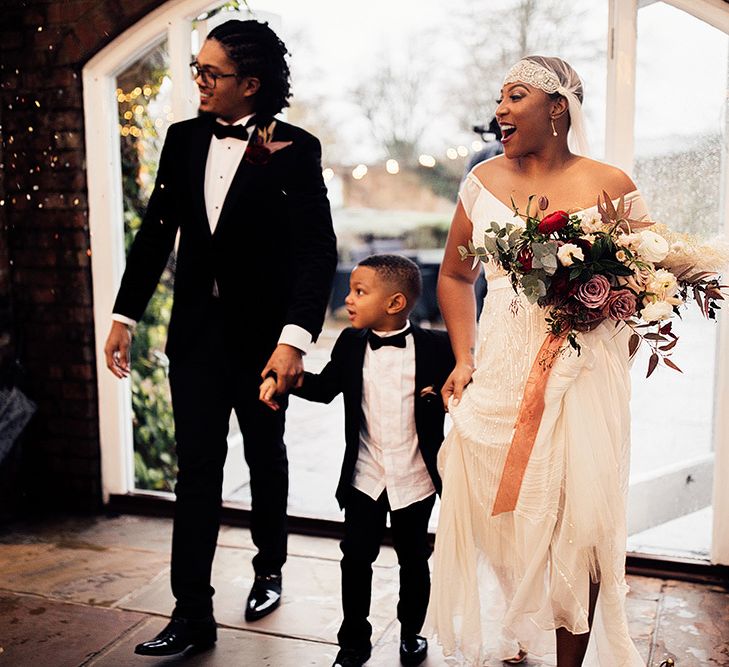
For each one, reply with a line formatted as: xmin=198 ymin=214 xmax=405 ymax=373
xmin=0 ymin=0 xmax=166 ymax=513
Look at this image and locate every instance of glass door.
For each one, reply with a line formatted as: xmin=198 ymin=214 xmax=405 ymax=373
xmin=627 ymin=0 xmax=729 ymax=560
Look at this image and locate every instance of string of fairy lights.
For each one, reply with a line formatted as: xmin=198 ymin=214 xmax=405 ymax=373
xmin=115 ymin=83 xmax=489 ymax=177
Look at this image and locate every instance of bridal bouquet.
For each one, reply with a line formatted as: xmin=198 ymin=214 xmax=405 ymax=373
xmin=459 ymin=193 xmax=728 ymax=376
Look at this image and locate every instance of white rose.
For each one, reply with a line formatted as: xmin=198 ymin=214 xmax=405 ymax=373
xmin=647 ymin=268 xmax=679 ymax=299
xmin=617 ymin=232 xmax=640 ymax=249
xmin=637 ymin=230 xmax=669 ymax=263
xmin=641 ymin=300 xmax=674 ymax=322
xmin=557 ymin=243 xmax=584 ymax=267
xmin=579 ymin=212 xmax=603 ymax=234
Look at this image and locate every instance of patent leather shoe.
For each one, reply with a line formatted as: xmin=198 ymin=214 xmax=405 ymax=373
xmin=399 ymin=634 xmax=428 ymax=665
xmin=134 ymin=615 xmax=216 ymax=656
xmin=332 ymin=646 xmax=371 ymax=667
xmin=245 ymin=573 xmax=282 ymax=621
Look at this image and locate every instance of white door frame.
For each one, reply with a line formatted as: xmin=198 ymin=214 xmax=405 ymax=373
xmin=83 ymin=0 xmax=250 ymax=501
xmin=86 ymin=0 xmax=729 ymax=564
xmin=607 ymin=0 xmax=729 ymax=565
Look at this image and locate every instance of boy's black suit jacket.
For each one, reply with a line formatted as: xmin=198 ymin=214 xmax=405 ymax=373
xmin=293 ymin=325 xmax=455 ymax=508
xmin=113 ymin=114 xmax=337 ymax=366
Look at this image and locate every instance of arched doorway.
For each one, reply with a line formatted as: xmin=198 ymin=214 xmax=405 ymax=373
xmin=84 ymin=0 xmax=729 ymax=566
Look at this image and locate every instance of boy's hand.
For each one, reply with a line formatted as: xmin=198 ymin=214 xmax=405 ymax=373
xmin=259 ymin=376 xmax=281 ymax=411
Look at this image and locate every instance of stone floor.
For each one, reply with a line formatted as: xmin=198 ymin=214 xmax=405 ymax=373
xmin=0 ymin=515 xmax=727 ymax=666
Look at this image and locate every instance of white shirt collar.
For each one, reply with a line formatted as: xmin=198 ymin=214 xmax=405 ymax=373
xmin=214 ymin=113 xmax=255 ymax=128
xmin=372 ymin=321 xmax=411 ymax=338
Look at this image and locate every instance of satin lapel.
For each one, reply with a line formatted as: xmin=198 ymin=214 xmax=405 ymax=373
xmin=188 ymin=119 xmax=214 ymax=237
xmin=213 ymin=151 xmax=254 ymax=238
xmin=412 ymin=325 xmax=428 ymax=428
xmin=213 ymin=115 xmax=272 ymax=238
xmin=350 ymin=329 xmax=368 ymax=409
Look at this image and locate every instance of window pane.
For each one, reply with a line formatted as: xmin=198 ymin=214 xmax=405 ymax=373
xmin=628 ymin=2 xmax=728 ymax=559
xmin=116 ymin=40 xmax=177 ymax=492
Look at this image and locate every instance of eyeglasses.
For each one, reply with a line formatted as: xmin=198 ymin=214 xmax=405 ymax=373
xmin=189 ymin=61 xmax=238 ymax=89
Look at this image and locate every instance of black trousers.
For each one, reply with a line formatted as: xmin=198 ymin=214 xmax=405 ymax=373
xmin=338 ymin=487 xmax=436 ymax=651
xmin=167 ymin=304 xmax=288 ymax=619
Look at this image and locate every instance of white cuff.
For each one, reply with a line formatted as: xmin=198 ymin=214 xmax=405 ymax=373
xmin=112 ymin=314 xmax=137 ymax=329
xmin=278 ymin=324 xmax=312 ymax=354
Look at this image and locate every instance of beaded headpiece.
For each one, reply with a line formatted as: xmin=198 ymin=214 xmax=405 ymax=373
xmin=503 ymin=59 xmax=562 ymax=95
xmin=502 ymin=58 xmax=590 ymax=156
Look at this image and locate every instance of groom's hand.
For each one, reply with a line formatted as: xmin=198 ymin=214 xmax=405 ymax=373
xmin=261 ymin=344 xmax=304 ymax=394
xmin=104 ymin=321 xmax=133 ymax=379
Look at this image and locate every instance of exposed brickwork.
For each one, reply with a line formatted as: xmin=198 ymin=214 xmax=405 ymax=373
xmin=0 ymin=0 xmax=167 ymax=513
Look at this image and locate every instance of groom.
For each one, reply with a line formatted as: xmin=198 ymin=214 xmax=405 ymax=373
xmin=104 ymin=19 xmax=336 ymax=656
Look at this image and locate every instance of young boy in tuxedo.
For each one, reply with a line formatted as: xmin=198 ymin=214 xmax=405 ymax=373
xmin=261 ymin=254 xmax=454 ymax=667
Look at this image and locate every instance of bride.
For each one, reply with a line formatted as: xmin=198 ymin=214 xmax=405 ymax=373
xmin=428 ymin=56 xmax=647 ymax=666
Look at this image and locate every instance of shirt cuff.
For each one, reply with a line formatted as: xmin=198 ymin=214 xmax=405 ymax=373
xmin=112 ymin=313 xmax=138 ymax=329
xmin=278 ymin=324 xmax=312 ymax=354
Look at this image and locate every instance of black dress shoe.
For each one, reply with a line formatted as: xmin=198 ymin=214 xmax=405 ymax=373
xmin=134 ymin=615 xmax=217 ymax=656
xmin=245 ymin=573 xmax=282 ymax=621
xmin=332 ymin=646 xmax=371 ymax=667
xmin=399 ymin=634 xmax=428 ymax=665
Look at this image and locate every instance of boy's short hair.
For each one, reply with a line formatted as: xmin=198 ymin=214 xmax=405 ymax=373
xmin=357 ymin=254 xmax=422 ymax=308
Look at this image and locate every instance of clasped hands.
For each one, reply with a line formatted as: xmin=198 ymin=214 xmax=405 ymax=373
xmin=259 ymin=344 xmax=304 ymax=411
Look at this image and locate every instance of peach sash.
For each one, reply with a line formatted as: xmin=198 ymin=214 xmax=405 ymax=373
xmin=492 ymin=332 xmax=566 ymax=515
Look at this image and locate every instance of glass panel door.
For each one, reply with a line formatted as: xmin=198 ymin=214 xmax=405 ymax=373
xmin=628 ymin=1 xmax=728 ymax=559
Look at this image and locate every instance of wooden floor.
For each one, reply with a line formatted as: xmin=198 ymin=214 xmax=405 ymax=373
xmin=0 ymin=514 xmax=727 ymax=666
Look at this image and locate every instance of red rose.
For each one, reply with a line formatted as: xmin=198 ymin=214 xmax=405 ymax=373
xmin=245 ymin=143 xmax=272 ymax=165
xmin=517 ymin=248 xmax=533 ymax=272
xmin=538 ymin=210 xmax=570 ymax=234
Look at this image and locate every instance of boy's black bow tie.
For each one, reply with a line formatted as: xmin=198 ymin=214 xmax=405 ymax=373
xmin=368 ymin=329 xmax=411 ymax=350
xmin=212 ymin=123 xmax=250 ymax=141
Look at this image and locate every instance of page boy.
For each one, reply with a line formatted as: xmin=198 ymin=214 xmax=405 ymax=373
xmin=260 ymin=254 xmax=454 ymax=667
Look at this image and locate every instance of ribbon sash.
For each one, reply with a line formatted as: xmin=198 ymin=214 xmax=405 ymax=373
xmin=492 ymin=332 xmax=565 ymax=516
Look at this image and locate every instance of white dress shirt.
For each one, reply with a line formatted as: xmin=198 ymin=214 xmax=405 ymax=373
xmin=113 ymin=114 xmax=311 ymax=352
xmin=353 ymin=323 xmax=436 ymax=510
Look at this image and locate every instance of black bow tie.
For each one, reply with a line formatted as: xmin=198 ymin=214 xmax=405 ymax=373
xmin=212 ymin=123 xmax=250 ymax=141
xmin=368 ymin=329 xmax=411 ymax=351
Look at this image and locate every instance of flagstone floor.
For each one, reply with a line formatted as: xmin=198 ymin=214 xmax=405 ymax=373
xmin=0 ymin=514 xmax=727 ymax=666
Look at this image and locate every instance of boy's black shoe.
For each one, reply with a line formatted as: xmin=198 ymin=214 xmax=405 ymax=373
xmin=332 ymin=647 xmax=371 ymax=667
xmin=134 ymin=615 xmax=217 ymax=656
xmin=399 ymin=635 xmax=428 ymax=665
xmin=245 ymin=573 xmax=282 ymax=621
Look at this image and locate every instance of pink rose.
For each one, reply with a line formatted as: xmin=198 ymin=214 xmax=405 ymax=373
xmin=604 ymin=289 xmax=638 ymax=321
xmin=576 ymin=274 xmax=611 ymax=309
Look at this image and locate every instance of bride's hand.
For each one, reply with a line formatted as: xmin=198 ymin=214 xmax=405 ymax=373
xmin=441 ymin=362 xmax=475 ymax=411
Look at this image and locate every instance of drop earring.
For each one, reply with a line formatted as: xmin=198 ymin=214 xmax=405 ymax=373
xmin=550 ymin=118 xmax=558 ymax=137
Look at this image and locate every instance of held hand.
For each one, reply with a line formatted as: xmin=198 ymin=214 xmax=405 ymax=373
xmin=441 ymin=361 xmax=475 ymax=411
xmin=104 ymin=321 xmax=133 ymax=379
xmin=261 ymin=344 xmax=304 ymax=394
xmin=259 ymin=376 xmax=281 ymax=411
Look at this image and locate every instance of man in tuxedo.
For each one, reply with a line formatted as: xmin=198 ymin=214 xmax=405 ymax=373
xmin=104 ymin=19 xmax=337 ymax=656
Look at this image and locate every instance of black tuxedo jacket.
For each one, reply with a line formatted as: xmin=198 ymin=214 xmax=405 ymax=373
xmin=293 ymin=325 xmax=455 ymax=508
xmin=113 ymin=114 xmax=337 ymax=366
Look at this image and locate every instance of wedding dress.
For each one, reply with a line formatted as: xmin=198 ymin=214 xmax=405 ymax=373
xmin=427 ymin=171 xmax=647 ymax=666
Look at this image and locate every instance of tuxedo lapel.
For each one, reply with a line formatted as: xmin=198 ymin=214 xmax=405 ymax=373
xmin=188 ymin=118 xmax=214 ymax=237
xmin=213 ymin=115 xmax=272 ymax=238
xmin=349 ymin=329 xmax=368 ymax=406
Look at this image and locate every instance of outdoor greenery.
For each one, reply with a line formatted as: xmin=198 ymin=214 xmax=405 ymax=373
xmin=118 ymin=43 xmax=178 ymax=492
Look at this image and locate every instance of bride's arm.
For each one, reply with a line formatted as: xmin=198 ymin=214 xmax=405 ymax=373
xmin=437 ymin=200 xmax=481 ymax=409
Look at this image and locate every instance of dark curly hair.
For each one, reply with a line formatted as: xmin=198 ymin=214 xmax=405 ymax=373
xmin=358 ymin=254 xmax=423 ymax=305
xmin=206 ymin=20 xmax=292 ymax=117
